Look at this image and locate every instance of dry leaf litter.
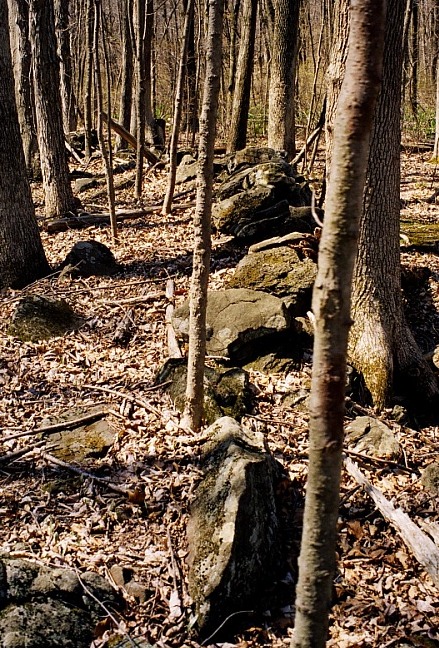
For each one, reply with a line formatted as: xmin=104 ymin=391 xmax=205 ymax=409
xmin=0 ymin=149 xmax=438 ymax=648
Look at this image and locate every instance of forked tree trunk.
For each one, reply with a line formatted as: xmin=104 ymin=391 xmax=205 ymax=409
xmin=226 ymin=0 xmax=257 ymax=152
xmin=292 ymin=2 xmax=386 ymax=646
xmin=0 ymin=0 xmax=50 ymax=289
xmin=29 ymin=0 xmax=77 ymax=218
xmin=349 ymin=0 xmax=438 ymax=411
xmin=7 ymin=0 xmax=40 ymax=179
xmin=267 ymin=0 xmax=300 ymax=157
xmin=183 ymin=0 xmax=224 ymax=431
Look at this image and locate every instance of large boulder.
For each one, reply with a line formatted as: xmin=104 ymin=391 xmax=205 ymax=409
xmin=7 ymin=295 xmax=80 ymax=342
xmin=58 ymin=240 xmax=119 ymax=278
xmin=172 ymin=289 xmax=291 ymax=364
xmin=226 ymin=245 xmax=317 ymax=316
xmin=187 ymin=417 xmax=283 ymax=636
xmin=0 ymin=557 xmax=122 ymax=648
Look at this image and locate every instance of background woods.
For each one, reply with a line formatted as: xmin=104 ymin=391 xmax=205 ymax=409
xmin=1 ymin=0 xmax=439 ymax=647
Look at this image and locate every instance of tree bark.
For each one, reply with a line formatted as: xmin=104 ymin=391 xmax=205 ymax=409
xmin=349 ymin=0 xmax=439 ymax=411
xmin=292 ymin=2 xmax=386 ymax=646
xmin=54 ymin=0 xmax=78 ymax=133
xmin=183 ymin=0 xmax=224 ymax=431
xmin=116 ymin=0 xmax=134 ymax=150
xmin=226 ymin=0 xmax=258 ymax=152
xmin=7 ymin=0 xmax=40 ymax=179
xmin=162 ymin=0 xmax=195 ymax=215
xmin=84 ymin=0 xmax=94 ymax=159
xmin=267 ymin=0 xmax=300 ymax=157
xmin=0 ymin=0 xmax=50 ymax=289
xmin=29 ymin=0 xmax=77 ymax=219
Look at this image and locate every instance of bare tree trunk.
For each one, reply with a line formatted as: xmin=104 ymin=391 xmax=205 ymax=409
xmin=54 ymin=0 xmax=78 ymax=133
xmin=183 ymin=0 xmax=224 ymax=431
xmin=84 ymin=0 xmax=94 ymax=158
xmin=267 ymin=0 xmax=300 ymax=157
xmin=226 ymin=0 xmax=258 ymax=152
xmin=349 ymin=0 xmax=438 ymax=411
xmin=325 ymin=0 xmax=349 ymax=177
xmin=93 ymin=0 xmax=117 ymax=241
xmin=134 ymin=0 xmax=146 ymax=198
xmin=434 ymin=52 xmax=439 ymax=159
xmin=0 ymin=0 xmax=50 ymax=289
xmin=7 ymin=0 xmax=40 ymax=179
xmin=292 ymin=2 xmax=386 ymax=646
xmin=225 ymin=0 xmax=241 ymax=124
xmin=116 ymin=0 xmax=134 ymax=150
xmin=162 ymin=0 xmax=195 ymax=215
xmin=29 ymin=0 xmax=77 ymax=218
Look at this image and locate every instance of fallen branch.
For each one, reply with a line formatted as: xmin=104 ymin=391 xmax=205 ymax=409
xmin=3 ymin=409 xmax=108 ymax=442
xmin=344 ymin=456 xmax=439 ymax=587
xmin=101 ymin=112 xmax=159 ymax=165
xmin=0 ymin=440 xmax=47 ymax=464
xmin=41 ymin=451 xmax=130 ymax=496
xmin=82 ymin=383 xmax=161 ymax=417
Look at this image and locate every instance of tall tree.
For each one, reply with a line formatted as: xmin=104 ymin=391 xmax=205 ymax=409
xmin=116 ymin=0 xmax=134 ymax=150
xmin=54 ymin=0 xmax=78 ymax=133
xmin=267 ymin=0 xmax=300 ymax=157
xmin=183 ymin=0 xmax=224 ymax=431
xmin=1 ymin=0 xmax=50 ymax=289
xmin=349 ymin=0 xmax=438 ymax=410
xmin=29 ymin=0 xmax=77 ymax=219
xmin=292 ymin=1 xmax=386 ymax=645
xmin=226 ymin=0 xmax=258 ymax=152
xmin=162 ymin=0 xmax=195 ymax=215
xmin=7 ymin=0 xmax=40 ymax=179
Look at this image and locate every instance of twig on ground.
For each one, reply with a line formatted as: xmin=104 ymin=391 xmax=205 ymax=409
xmin=3 ymin=410 xmax=108 ymax=441
xmin=82 ymin=384 xmax=162 ymax=417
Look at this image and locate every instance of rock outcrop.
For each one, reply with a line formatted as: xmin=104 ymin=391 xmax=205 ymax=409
xmin=187 ymin=417 xmax=283 ymax=636
xmin=0 ymin=557 xmax=122 ymax=648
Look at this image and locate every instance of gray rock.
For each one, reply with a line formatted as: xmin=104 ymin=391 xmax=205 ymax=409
xmin=345 ymin=416 xmax=401 ymax=459
xmin=0 ymin=558 xmax=122 ymax=648
xmin=74 ymin=177 xmax=98 ymax=193
xmin=226 ymin=245 xmax=317 ymax=316
xmin=49 ymin=418 xmax=117 ymax=463
xmin=227 ymin=147 xmax=287 ymax=173
xmin=187 ymin=417 xmax=282 ymax=635
xmin=172 ymin=289 xmax=291 ymax=364
xmin=7 ymin=295 xmax=80 ymax=342
xmin=175 ymin=154 xmax=198 ymax=184
xmin=59 ymin=240 xmax=118 ymax=278
xmin=421 ymin=463 xmax=439 ymax=494
xmin=156 ymin=359 xmax=252 ymax=424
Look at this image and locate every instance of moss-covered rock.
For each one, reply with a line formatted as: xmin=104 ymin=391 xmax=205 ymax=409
xmin=400 ymin=219 xmax=439 ymax=251
xmin=7 ymin=295 xmax=80 ymax=342
xmin=226 ymin=245 xmax=317 ymax=316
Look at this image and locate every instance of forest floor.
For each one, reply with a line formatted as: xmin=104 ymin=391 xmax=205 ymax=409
xmin=1 ymin=145 xmax=439 ymax=648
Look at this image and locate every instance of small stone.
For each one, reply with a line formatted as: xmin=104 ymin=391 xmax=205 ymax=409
xmin=421 ymin=463 xmax=439 ymax=494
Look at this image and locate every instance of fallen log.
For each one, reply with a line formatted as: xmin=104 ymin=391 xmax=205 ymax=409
xmin=344 ymin=456 xmax=439 ymax=587
xmin=45 ymin=203 xmax=195 ymax=233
